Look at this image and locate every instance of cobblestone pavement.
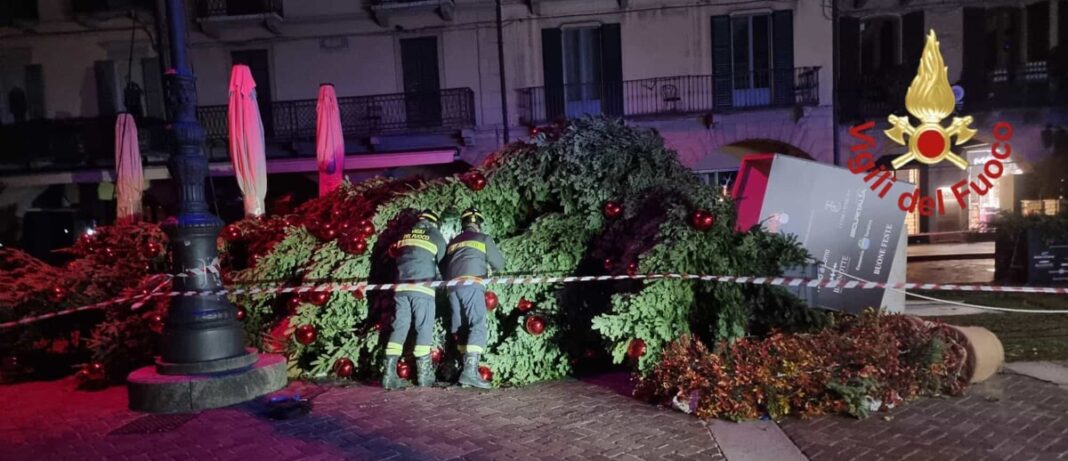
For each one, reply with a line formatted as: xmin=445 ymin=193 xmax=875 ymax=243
xmin=780 ymin=373 xmax=1068 ymax=461
xmin=0 ymin=373 xmax=723 ymax=461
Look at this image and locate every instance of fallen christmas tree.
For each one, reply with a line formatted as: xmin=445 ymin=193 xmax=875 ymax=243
xmin=0 ymin=117 xmax=969 ymax=419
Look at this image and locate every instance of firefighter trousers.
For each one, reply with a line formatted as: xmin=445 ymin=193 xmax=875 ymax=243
xmin=386 ymin=290 xmax=435 ymax=357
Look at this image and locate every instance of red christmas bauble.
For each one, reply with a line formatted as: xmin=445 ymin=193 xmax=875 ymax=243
xmin=149 ymin=314 xmax=164 ymax=334
xmin=603 ymin=258 xmax=615 ymax=271
xmin=287 ymin=296 xmax=303 ymax=314
xmin=295 ymin=324 xmax=317 ymax=345
xmin=691 ymin=209 xmax=715 ymax=231
xmin=343 ymin=235 xmax=368 ymax=255
xmin=48 ymin=286 xmax=67 ymax=303
xmin=626 ymin=338 xmax=647 ymax=361
xmin=626 ymin=262 xmax=639 ymax=277
xmin=334 ymin=358 xmax=354 ymax=378
xmin=222 ymin=224 xmax=241 ymax=241
xmin=430 ymin=348 xmax=444 ymax=363
xmin=2 ymin=355 xmax=19 ymax=371
xmin=478 ymin=365 xmax=493 ymax=382
xmin=484 ymin=291 xmax=499 ymax=311
xmin=525 ymin=315 xmax=546 ymax=336
xmin=465 ymin=172 xmax=487 ymax=191
xmin=144 ymin=241 xmax=162 ymax=257
xmin=235 ymin=307 xmax=247 ymax=322
xmin=318 ymin=223 xmax=337 ymax=241
xmin=306 ymin=291 xmax=331 ymax=306
xmin=602 ymin=201 xmax=623 ymax=219
xmin=517 ymin=298 xmax=535 ymax=313
xmin=87 ymin=362 xmax=106 ymax=381
xmin=354 ymin=289 xmax=365 ymax=300
xmin=356 ymin=220 xmax=375 ymax=238
xmin=397 ymin=360 xmax=412 ymax=380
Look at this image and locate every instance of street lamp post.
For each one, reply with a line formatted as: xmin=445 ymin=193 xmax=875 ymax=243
xmin=157 ymin=0 xmax=255 ymax=374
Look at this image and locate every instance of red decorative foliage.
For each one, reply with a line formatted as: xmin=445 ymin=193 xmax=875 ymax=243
xmin=635 ymin=313 xmax=968 ymax=421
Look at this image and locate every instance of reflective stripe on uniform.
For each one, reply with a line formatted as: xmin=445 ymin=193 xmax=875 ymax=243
xmin=385 ymin=342 xmax=403 ymax=356
xmin=397 ymin=238 xmax=438 ymax=254
xmin=464 ymin=345 xmax=484 ymax=354
xmin=396 ymin=284 xmax=436 ymax=296
xmin=447 ymin=240 xmax=486 ymax=254
xmin=413 ymin=345 xmax=431 ymax=357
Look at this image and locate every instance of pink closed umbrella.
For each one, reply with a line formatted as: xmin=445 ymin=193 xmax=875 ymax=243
xmin=316 ymin=84 xmax=345 ymax=197
xmin=228 ymin=64 xmax=268 ymax=217
xmin=114 ymin=113 xmax=144 ymax=221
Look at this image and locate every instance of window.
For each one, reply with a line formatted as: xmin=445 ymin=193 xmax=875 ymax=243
xmin=986 ymin=8 xmax=1021 ymax=75
xmin=860 ymin=16 xmax=900 ymax=75
xmin=561 ymin=26 xmax=603 ymax=117
xmin=730 ymin=14 xmax=771 ymax=106
xmin=696 ymin=169 xmax=738 ymax=196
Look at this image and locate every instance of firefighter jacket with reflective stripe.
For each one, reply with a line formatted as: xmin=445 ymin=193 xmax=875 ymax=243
xmin=395 ymin=220 xmax=447 ymax=282
xmin=442 ymin=229 xmax=505 ymax=279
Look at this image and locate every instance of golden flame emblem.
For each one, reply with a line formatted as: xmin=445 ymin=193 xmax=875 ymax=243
xmin=886 ymin=30 xmax=976 ymax=170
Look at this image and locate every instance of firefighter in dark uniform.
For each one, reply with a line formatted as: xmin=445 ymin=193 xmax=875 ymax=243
xmin=442 ymin=208 xmax=505 ymax=388
xmin=383 ymin=210 xmax=446 ymax=390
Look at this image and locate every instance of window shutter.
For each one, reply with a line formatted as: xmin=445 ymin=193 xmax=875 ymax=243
xmin=24 ymin=64 xmax=44 ymax=120
xmin=94 ymin=60 xmax=118 ymax=116
xmin=838 ymin=16 xmax=861 ymax=120
xmin=1026 ymin=1 xmax=1049 ymax=62
xmin=902 ymin=11 xmax=925 ymax=69
xmin=711 ymin=15 xmax=732 ymax=110
xmin=541 ymin=28 xmax=564 ymax=121
xmin=141 ymin=57 xmax=165 ymax=119
xmin=600 ymin=23 xmax=624 ymax=117
xmin=772 ymin=10 xmax=794 ymax=106
xmin=961 ymin=8 xmax=987 ymax=109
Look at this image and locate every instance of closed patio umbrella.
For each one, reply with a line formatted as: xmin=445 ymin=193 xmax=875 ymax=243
xmin=114 ymin=112 xmax=143 ymax=221
xmin=316 ymin=83 xmax=345 ymax=197
xmin=228 ymin=64 xmax=267 ymax=217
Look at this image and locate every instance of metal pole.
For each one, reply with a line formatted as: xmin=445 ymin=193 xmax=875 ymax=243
xmin=496 ymin=0 xmax=510 ymax=144
xmin=831 ymin=0 xmax=840 ymax=166
xmin=158 ymin=0 xmax=254 ymax=375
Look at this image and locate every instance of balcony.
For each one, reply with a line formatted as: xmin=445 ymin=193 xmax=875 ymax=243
xmin=969 ymin=62 xmax=1068 ymax=111
xmin=517 ymin=68 xmax=820 ymax=125
xmin=370 ymin=0 xmax=455 ymax=27
xmin=197 ymin=87 xmax=476 ymax=144
xmin=0 ymin=0 xmax=39 ymax=28
xmin=848 ymin=62 xmax=1068 ymax=120
xmin=196 ymin=0 xmax=283 ymax=34
xmin=0 ymin=117 xmax=168 ymax=174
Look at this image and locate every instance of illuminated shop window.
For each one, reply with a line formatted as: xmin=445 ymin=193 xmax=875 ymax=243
xmin=895 ymin=169 xmax=920 ymax=235
xmin=966 ymin=148 xmax=1023 ymax=230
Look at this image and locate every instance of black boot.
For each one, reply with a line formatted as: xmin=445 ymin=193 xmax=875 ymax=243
xmin=382 ymin=356 xmax=410 ymax=391
xmin=458 ymin=353 xmax=491 ymax=389
xmin=415 ymin=354 xmax=435 ymax=387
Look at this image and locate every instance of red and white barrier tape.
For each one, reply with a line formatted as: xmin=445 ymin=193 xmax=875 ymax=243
xmin=3 ymin=273 xmax=1067 ymax=329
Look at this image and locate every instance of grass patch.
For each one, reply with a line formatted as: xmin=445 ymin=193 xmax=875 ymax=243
xmin=920 ymin=291 xmax=1068 ymax=362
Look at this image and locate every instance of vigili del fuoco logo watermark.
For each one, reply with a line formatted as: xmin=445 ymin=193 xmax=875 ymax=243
xmin=847 ymin=30 xmax=1015 ymax=217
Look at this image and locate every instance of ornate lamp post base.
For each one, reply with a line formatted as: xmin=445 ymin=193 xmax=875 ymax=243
xmin=129 ymin=352 xmax=286 ymax=413
xmin=127 ymin=0 xmax=286 ymax=413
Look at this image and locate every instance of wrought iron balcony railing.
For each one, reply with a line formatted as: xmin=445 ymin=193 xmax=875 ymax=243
xmin=71 ymin=0 xmax=155 ymax=15
xmin=196 ymin=0 xmax=283 ymax=18
xmin=517 ymin=67 xmax=820 ymax=125
xmin=846 ymin=61 xmax=1067 ymax=120
xmin=197 ymin=87 xmax=476 ymax=143
xmin=0 ymin=116 xmax=169 ymax=174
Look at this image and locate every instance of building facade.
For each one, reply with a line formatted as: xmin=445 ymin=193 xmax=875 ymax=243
xmin=0 ymin=0 xmax=1063 ymax=249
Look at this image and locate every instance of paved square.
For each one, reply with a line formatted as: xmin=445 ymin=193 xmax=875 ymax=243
xmin=780 ymin=373 xmax=1068 ymax=461
xmin=0 ymin=374 xmax=723 ymax=461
